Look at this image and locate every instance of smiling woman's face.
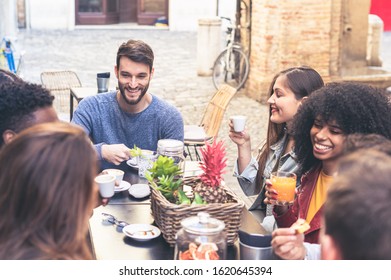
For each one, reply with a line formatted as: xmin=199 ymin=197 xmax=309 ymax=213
xmin=310 ymin=117 xmax=346 ymax=163
xmin=267 ymin=75 xmax=303 ymax=125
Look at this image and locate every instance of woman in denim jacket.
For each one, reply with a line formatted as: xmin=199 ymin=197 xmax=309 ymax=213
xmin=229 ymin=66 xmax=324 ymax=229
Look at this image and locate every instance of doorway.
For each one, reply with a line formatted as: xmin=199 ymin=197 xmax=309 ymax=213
xmin=75 ymin=0 xmax=168 ymax=25
xmin=119 ymin=0 xmax=137 ymax=23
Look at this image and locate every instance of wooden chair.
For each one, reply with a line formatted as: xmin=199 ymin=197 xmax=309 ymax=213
xmin=184 ymin=84 xmax=237 ymax=160
xmin=40 ymin=70 xmax=82 ymax=119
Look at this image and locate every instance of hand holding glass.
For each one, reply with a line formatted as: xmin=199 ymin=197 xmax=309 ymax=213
xmin=270 ymin=171 xmax=297 ymax=206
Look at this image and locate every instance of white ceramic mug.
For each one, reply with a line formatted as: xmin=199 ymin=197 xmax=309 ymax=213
xmin=103 ymin=168 xmax=124 ymax=186
xmin=231 ymin=115 xmax=247 ymax=132
xmin=95 ymin=174 xmax=116 ymax=198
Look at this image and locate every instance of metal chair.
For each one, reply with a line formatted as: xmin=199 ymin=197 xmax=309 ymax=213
xmin=40 ymin=70 xmax=82 ymax=120
xmin=184 ymin=84 xmax=237 ymax=160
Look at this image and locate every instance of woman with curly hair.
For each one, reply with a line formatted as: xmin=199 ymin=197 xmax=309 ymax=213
xmin=229 ymin=66 xmax=324 ymax=226
xmin=0 ymin=122 xmax=99 ymax=259
xmin=266 ymin=82 xmax=391 ymax=253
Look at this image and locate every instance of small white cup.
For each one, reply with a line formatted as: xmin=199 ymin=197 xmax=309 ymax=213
xmin=95 ymin=174 xmax=116 ymax=198
xmin=103 ymin=168 xmax=124 ymax=186
xmin=231 ymin=115 xmax=247 ymax=132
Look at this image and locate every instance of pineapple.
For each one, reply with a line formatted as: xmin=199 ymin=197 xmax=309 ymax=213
xmin=193 ymin=140 xmax=228 ymax=203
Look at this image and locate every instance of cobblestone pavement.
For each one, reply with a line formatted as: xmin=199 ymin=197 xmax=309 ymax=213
xmin=16 ymin=28 xmax=391 ymax=202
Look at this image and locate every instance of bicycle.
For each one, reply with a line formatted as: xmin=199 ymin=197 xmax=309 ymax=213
xmin=212 ymin=16 xmax=250 ymax=91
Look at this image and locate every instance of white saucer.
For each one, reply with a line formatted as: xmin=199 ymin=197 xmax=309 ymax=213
xmin=115 ymin=181 xmax=131 ymax=192
xmin=122 ymin=224 xmax=161 ymax=241
xmin=128 ymin=183 xmax=150 ymax=198
xmin=126 ymin=157 xmax=138 ymax=170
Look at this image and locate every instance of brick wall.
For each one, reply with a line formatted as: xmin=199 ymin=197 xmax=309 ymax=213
xmin=246 ymin=0 xmax=343 ymax=102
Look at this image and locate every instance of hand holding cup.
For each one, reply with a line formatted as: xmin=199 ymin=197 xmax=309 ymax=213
xmin=95 ymin=174 xmax=116 ymax=198
xmin=230 ymin=115 xmax=247 ymax=132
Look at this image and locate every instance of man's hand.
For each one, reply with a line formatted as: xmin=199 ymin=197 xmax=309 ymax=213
xmin=101 ymin=144 xmax=131 ymax=165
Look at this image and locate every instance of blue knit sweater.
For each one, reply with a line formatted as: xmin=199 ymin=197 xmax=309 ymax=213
xmin=71 ymin=91 xmax=184 ymax=170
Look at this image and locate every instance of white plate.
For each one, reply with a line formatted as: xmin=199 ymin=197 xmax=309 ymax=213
xmin=115 ymin=181 xmax=131 ymax=192
xmin=126 ymin=157 xmax=138 ymax=169
xmin=122 ymin=224 xmax=161 ymax=241
xmin=128 ymin=183 xmax=150 ymax=198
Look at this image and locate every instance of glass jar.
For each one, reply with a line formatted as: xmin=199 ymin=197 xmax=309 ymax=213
xmin=174 ymin=212 xmax=226 ymax=260
xmin=157 ymin=139 xmax=185 ymax=170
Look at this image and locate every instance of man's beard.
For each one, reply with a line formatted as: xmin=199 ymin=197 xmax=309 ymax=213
xmin=118 ymin=81 xmax=150 ymax=105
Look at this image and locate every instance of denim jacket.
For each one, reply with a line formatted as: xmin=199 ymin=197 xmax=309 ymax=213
xmin=233 ymin=133 xmax=301 ymax=211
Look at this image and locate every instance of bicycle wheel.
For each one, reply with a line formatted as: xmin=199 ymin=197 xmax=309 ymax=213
xmin=212 ymin=47 xmax=249 ymax=91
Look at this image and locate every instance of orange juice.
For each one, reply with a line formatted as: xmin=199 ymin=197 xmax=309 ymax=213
xmin=270 ymin=172 xmax=296 ymax=205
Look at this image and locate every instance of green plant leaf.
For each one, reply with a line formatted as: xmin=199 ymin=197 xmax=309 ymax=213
xmin=129 ymin=145 xmax=142 ymax=157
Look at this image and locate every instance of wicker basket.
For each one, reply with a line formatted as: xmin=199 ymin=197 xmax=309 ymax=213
xmin=150 ymin=179 xmax=245 ymax=246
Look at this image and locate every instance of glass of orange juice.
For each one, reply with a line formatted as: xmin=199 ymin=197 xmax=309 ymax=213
xmin=270 ymin=171 xmax=297 ymax=206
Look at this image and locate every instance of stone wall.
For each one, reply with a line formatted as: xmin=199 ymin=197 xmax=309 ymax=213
xmin=246 ymin=0 xmax=343 ymax=102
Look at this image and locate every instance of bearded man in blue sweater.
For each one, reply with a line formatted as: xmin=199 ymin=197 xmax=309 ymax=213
xmin=72 ymin=39 xmax=184 ymax=170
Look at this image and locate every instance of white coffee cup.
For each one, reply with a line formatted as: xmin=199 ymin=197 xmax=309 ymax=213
xmin=95 ymin=174 xmax=116 ymax=198
xmin=103 ymin=169 xmax=124 ymax=186
xmin=231 ymin=115 xmax=247 ymax=132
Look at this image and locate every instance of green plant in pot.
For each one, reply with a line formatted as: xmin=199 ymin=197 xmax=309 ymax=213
xmin=146 ymin=156 xmax=183 ymax=203
xmin=146 ymin=155 xmax=206 ymax=205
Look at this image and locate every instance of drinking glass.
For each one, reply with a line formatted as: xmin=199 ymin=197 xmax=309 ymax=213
xmin=138 ymin=151 xmax=157 ymax=178
xmin=270 ymin=171 xmax=297 ymax=206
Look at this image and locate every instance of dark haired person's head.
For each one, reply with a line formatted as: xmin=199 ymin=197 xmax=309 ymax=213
xmin=342 ymin=133 xmax=390 ymax=156
xmin=116 ymin=39 xmax=154 ymax=72
xmin=115 ymin=39 xmax=155 ymax=106
xmin=0 ymin=122 xmax=98 ymax=259
xmin=292 ymin=82 xmax=391 ymax=173
xmin=265 ymin=65 xmax=325 ymax=141
xmin=0 ymin=82 xmax=58 ymax=147
xmin=267 ymin=66 xmax=325 ymax=102
xmin=322 ymin=148 xmax=391 ymax=259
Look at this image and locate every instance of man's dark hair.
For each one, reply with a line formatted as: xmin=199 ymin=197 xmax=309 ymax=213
xmin=116 ymin=39 xmax=154 ymax=71
xmin=0 ymin=82 xmax=54 ymax=147
xmin=325 ymin=149 xmax=391 ymax=259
